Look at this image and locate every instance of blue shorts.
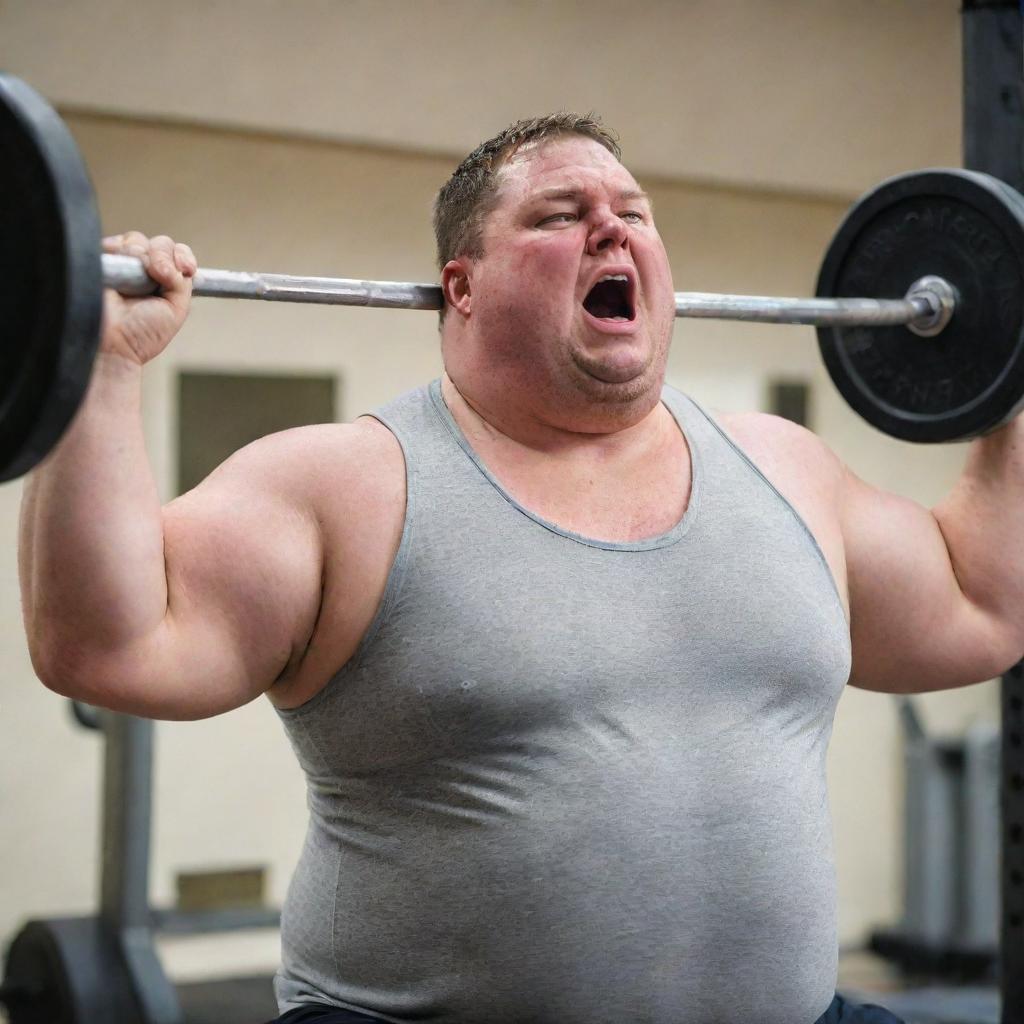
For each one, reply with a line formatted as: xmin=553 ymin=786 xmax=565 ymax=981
xmin=268 ymin=992 xmax=906 ymax=1023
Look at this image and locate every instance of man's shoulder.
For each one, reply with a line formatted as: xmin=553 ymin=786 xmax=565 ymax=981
xmin=231 ymin=416 xmax=400 ymax=470
xmin=209 ymin=417 xmax=405 ymax=517
xmin=716 ymin=408 xmax=830 ymax=454
xmin=713 ymin=409 xmax=843 ymax=493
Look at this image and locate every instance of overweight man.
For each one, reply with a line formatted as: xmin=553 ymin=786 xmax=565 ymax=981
xmin=19 ymin=114 xmax=1024 ymax=1024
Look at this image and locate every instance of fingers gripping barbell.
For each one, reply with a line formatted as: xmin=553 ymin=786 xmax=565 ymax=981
xmin=4 ymin=72 xmax=1024 ymax=486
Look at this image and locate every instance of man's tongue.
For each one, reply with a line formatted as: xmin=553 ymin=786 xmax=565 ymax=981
xmin=583 ymin=278 xmax=632 ymax=321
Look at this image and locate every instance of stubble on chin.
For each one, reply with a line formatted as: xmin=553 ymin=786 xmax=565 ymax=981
xmin=545 ymin=356 xmax=666 ymax=436
xmin=567 ymin=342 xmax=668 ymax=409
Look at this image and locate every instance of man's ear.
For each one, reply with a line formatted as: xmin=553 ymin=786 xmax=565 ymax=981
xmin=441 ymin=259 xmax=472 ymax=317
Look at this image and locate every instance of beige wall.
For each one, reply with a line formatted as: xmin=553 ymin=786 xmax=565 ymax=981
xmin=0 ymin=0 xmax=961 ymax=199
xmin=0 ymin=111 xmax=999 ymax=979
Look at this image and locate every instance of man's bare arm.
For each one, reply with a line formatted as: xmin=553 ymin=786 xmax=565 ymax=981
xmin=19 ymin=234 xmax=325 ymax=720
xmin=841 ymin=418 xmax=1024 ymax=692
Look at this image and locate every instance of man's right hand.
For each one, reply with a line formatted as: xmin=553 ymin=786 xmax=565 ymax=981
xmin=101 ymin=232 xmax=197 ymax=365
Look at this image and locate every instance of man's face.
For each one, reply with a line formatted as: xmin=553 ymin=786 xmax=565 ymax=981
xmin=448 ymin=135 xmax=677 ymax=427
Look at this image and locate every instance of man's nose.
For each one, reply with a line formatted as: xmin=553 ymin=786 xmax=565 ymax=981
xmin=586 ymin=211 xmax=628 ymax=255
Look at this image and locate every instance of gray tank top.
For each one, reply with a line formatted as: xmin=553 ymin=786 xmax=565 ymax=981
xmin=273 ymin=380 xmax=851 ymax=1024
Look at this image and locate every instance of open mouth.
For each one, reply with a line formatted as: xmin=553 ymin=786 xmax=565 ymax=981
xmin=582 ymin=274 xmax=635 ymax=322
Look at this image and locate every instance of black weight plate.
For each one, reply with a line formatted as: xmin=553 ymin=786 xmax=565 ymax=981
xmin=0 ymin=74 xmax=102 ymax=483
xmin=1 ymin=917 xmax=144 ymax=1024
xmin=816 ymin=169 xmax=1024 ymax=443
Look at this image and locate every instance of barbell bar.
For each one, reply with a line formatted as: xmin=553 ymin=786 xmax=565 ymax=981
xmin=101 ymin=252 xmax=955 ymax=333
xmin=6 ymin=70 xmax=1024 ymax=489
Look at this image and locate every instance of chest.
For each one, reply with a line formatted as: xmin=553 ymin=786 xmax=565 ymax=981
xmin=458 ymin=406 xmax=693 ymax=544
xmin=319 ymin=489 xmax=851 ymax=775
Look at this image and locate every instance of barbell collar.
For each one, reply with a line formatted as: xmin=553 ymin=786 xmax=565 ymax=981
xmin=903 ymin=275 xmax=957 ymax=338
xmin=102 ymin=253 xmax=949 ymax=332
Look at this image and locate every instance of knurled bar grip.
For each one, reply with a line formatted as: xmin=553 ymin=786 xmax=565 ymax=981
xmin=100 ymin=253 xmax=948 ymax=331
xmin=102 ymin=254 xmax=442 ymax=311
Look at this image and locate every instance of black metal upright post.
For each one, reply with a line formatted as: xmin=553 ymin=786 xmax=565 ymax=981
xmin=1005 ymin=663 xmax=1024 ymax=1024
xmin=100 ymin=713 xmax=182 ymax=1024
xmin=962 ymin=6 xmax=1024 ymax=1022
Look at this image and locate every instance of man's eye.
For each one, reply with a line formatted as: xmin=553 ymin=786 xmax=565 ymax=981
xmin=621 ymin=211 xmax=645 ymax=223
xmin=538 ymin=213 xmax=577 ymax=226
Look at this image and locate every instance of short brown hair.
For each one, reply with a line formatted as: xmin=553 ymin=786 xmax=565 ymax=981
xmin=432 ymin=112 xmax=620 ymax=273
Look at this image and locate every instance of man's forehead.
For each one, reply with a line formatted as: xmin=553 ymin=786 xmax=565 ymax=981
xmin=496 ymin=136 xmax=639 ymax=200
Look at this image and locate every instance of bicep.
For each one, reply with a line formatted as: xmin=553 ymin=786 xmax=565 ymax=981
xmin=89 ymin=437 xmax=325 ymax=720
xmin=842 ymin=471 xmax=1011 ymax=692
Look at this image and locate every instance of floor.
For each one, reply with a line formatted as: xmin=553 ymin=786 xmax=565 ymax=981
xmin=176 ymin=974 xmax=277 ymax=1024
xmin=836 ymin=950 xmax=999 ymax=1024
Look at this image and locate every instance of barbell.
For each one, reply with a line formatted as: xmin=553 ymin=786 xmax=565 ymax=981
xmin=4 ymin=72 xmax=1024 ymax=486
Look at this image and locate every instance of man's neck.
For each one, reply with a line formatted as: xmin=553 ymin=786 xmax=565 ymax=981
xmin=440 ymin=373 xmax=669 ymax=461
xmin=439 ymin=374 xmax=691 ymax=542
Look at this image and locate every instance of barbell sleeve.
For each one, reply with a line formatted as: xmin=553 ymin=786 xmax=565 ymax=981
xmin=100 ymin=253 xmax=951 ymax=332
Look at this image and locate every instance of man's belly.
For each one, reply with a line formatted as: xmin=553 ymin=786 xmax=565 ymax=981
xmin=276 ymin=737 xmax=838 ymax=1024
